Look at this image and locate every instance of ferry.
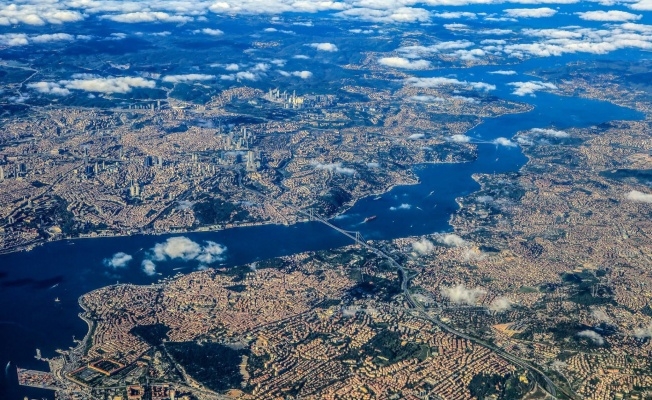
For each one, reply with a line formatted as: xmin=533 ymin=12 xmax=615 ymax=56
xmin=363 ymin=215 xmax=377 ymax=223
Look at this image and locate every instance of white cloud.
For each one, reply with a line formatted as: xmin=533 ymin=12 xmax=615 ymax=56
xmin=336 ymin=6 xmax=430 ymax=23
xmin=463 ymin=248 xmax=487 ymax=262
xmin=529 ymin=128 xmax=569 ymax=138
xmin=493 ymin=137 xmax=518 ymax=147
xmin=0 ymin=32 xmax=87 ymax=47
xmin=149 ymin=237 xmax=227 ymax=265
xmin=311 ymin=161 xmax=355 ymax=175
xmin=441 ymin=284 xmax=486 ymax=305
xmin=577 ymin=330 xmax=604 ymax=345
xmin=176 ymin=200 xmax=194 ymax=210
xmin=142 ymin=260 xmax=157 ymax=276
xmin=349 ymin=28 xmax=374 ymax=34
xmin=199 ymin=28 xmax=224 ymax=35
xmin=103 ymin=252 xmax=133 ymax=269
xmin=439 ymin=233 xmax=467 ymax=247
xmin=445 ymin=23 xmax=469 ymax=31
xmin=0 ymin=4 xmax=84 ymax=26
xmin=508 ymin=81 xmax=557 ymax=96
xmin=452 ymin=95 xmax=480 ymax=104
xmin=162 ymin=74 xmax=215 ymax=83
xmin=390 ymin=203 xmax=412 ymax=211
xmin=517 ymin=136 xmax=534 ymax=145
xmin=489 ymin=297 xmax=513 ymax=312
xmin=151 ymin=237 xmax=201 ymax=261
xmin=398 ymin=40 xmax=474 ymax=58
xmin=591 ymin=308 xmax=611 ymax=323
xmin=480 ymin=30 xmax=512 ymax=37
xmin=378 ymin=56 xmax=431 ymax=69
xmin=195 ymin=241 xmax=228 ymax=264
xmin=577 ymin=10 xmax=642 ymax=21
xmin=237 ymin=71 xmax=259 ymax=80
xmin=309 ymin=42 xmax=338 ymax=52
xmin=27 ymin=82 xmax=70 ymax=96
xmin=500 ymin=24 xmax=652 ymax=58
xmin=634 ymin=323 xmax=652 ymax=339
xmin=292 ymin=70 xmax=313 ymax=79
xmin=209 ymin=0 xmax=346 ymax=14
xmin=408 ymin=133 xmax=425 ymax=139
xmin=630 ymin=0 xmax=652 ymax=11
xmin=252 ymin=62 xmax=270 ymax=72
xmin=504 ymin=7 xmax=557 ymax=18
xmin=31 ymin=33 xmax=75 ymax=43
xmin=406 ymin=77 xmax=495 ymax=91
xmin=412 ymin=238 xmax=435 ymax=255
xmin=489 ymin=70 xmax=517 ymax=75
xmin=62 ymin=76 xmax=156 ymax=94
xmin=102 ymin=11 xmax=192 ymax=24
xmin=433 ymin=11 xmax=477 ymax=19
xmin=221 ymin=71 xmax=260 ymax=81
xmin=449 ymin=134 xmax=472 ymax=143
xmin=224 ymin=63 xmax=240 ymax=71
xmin=0 ymin=33 xmax=28 ymax=46
xmin=626 ymin=190 xmax=652 ymax=203
xmin=410 ymin=95 xmax=444 ymax=102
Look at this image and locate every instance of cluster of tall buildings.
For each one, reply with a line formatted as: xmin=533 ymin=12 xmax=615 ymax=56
xmin=144 ymin=155 xmax=164 ymax=168
xmin=267 ymin=88 xmax=304 ymax=109
xmin=0 ymin=163 xmax=26 ymax=181
xmin=127 ymin=100 xmax=163 ymax=111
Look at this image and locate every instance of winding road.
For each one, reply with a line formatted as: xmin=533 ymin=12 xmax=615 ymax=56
xmin=248 ymin=183 xmax=570 ymax=398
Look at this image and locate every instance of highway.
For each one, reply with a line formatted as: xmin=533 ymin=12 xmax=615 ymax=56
xmin=284 ymin=205 xmax=567 ymax=398
xmin=242 ymin=184 xmax=571 ymax=398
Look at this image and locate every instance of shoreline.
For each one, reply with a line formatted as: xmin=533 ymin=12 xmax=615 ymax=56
xmin=0 ymin=158 xmax=462 ymax=257
xmin=0 ymin=99 xmax=538 ymax=258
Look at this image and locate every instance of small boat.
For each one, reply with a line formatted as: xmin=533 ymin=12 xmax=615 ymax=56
xmin=54 ymin=297 xmax=60 ymax=302
xmin=363 ymin=215 xmax=377 ymax=223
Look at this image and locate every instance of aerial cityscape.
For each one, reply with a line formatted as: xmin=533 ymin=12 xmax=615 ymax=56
xmin=0 ymin=0 xmax=651 ymax=399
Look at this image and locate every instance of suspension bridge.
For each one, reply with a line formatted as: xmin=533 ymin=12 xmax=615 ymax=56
xmin=244 ymin=186 xmax=565 ymax=398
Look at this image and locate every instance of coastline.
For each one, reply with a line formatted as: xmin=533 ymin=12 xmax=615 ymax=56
xmin=0 ymin=100 xmax=538 ymax=258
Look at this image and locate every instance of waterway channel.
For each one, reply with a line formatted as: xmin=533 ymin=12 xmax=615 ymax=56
xmin=0 ymin=55 xmax=644 ymax=399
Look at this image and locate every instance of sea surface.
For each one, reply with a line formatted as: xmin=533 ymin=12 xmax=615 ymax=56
xmin=0 ymin=53 xmax=644 ymax=399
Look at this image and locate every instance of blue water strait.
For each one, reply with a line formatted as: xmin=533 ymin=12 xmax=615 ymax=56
xmin=0 ymin=56 xmax=644 ymax=398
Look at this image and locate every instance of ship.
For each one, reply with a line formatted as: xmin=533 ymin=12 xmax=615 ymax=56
xmin=363 ymin=215 xmax=377 ymax=223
